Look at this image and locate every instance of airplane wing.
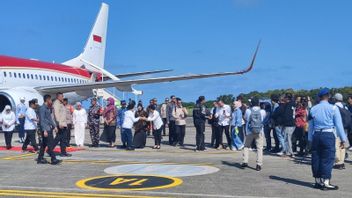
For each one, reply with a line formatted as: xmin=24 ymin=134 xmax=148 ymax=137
xmin=109 ymin=69 xmax=173 ymax=79
xmin=35 ymin=42 xmax=260 ymax=94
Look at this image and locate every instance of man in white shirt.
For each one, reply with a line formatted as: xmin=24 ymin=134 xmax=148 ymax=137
xmin=242 ymin=97 xmax=266 ymax=171
xmin=22 ymin=100 xmax=39 ymax=152
xmin=214 ymin=100 xmax=232 ymax=150
xmin=333 ymin=93 xmax=350 ymax=170
xmin=122 ymin=101 xmax=141 ymax=150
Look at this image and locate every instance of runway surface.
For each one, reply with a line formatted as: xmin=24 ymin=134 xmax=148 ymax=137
xmin=0 ymin=123 xmax=351 ymax=198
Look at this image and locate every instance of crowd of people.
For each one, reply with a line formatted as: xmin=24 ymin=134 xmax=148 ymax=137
xmin=0 ymin=89 xmax=351 ymax=189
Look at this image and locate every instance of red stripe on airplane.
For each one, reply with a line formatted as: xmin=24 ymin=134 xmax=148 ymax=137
xmin=0 ymin=55 xmax=91 ymax=78
xmin=93 ymin=35 xmax=102 ymax=43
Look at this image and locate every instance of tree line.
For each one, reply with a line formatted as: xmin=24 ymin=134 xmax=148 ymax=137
xmin=182 ymin=86 xmax=352 ymax=109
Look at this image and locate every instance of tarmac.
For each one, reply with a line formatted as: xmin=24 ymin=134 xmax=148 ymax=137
xmin=0 ymin=121 xmax=351 ymax=198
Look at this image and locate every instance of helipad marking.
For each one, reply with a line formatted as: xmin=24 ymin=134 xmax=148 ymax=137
xmin=76 ymin=175 xmax=182 ymax=191
xmin=104 ymin=164 xmax=220 ymax=177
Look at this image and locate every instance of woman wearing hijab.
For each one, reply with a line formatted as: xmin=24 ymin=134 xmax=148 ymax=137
xmin=133 ymin=104 xmax=148 ymax=149
xmin=1 ymin=105 xmax=16 ymax=149
xmin=73 ymin=102 xmax=87 ymax=147
xmin=101 ymin=98 xmax=117 ymax=147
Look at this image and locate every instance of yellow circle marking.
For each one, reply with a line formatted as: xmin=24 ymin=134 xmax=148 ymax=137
xmin=76 ymin=174 xmax=183 ymax=191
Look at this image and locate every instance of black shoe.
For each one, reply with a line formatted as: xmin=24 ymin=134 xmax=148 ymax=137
xmin=37 ymin=158 xmax=48 ymax=164
xmin=321 ymin=184 xmax=339 ymax=191
xmin=126 ymin=147 xmax=135 ymax=151
xmin=60 ymin=153 xmax=72 ymax=157
xmin=333 ymin=164 xmax=343 ymax=170
xmin=241 ymin=163 xmax=248 ymax=169
xmin=51 ymin=159 xmax=62 ymax=165
xmin=341 ymin=164 xmax=345 ymax=169
xmin=314 ymin=182 xmax=323 ymax=189
xmin=256 ymin=165 xmax=262 ymax=171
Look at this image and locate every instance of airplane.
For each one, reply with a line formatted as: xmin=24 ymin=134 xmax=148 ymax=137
xmin=0 ymin=2 xmax=259 ymax=112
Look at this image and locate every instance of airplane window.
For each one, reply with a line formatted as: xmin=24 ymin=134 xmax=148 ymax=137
xmin=51 ymin=76 xmax=53 ymax=81
xmin=39 ymin=75 xmax=42 ymax=80
xmin=35 ymin=74 xmax=38 ymax=80
xmin=47 ymin=76 xmax=49 ymax=81
xmin=14 ymin=73 xmax=17 ymax=78
xmin=22 ymin=73 xmax=25 ymax=79
xmin=9 ymin=72 xmax=12 ymax=77
xmin=27 ymin=74 xmax=30 ymax=79
xmin=31 ymin=74 xmax=33 ymax=79
xmin=18 ymin=73 xmax=21 ymax=78
xmin=3 ymin=72 xmax=6 ymax=77
xmin=55 ymin=77 xmax=57 ymax=81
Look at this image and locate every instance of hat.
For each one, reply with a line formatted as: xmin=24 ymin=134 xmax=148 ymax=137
xmin=76 ymin=102 xmax=82 ymax=106
xmin=91 ymin=97 xmax=97 ymax=101
xmin=4 ymin=105 xmax=11 ymax=110
xmin=318 ymin=88 xmax=330 ymax=98
xmin=334 ymin=93 xmax=343 ymax=101
xmin=121 ymin=100 xmax=126 ymax=105
xmin=20 ymin=97 xmax=25 ymax=101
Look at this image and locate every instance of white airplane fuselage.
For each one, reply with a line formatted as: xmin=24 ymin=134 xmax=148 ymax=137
xmin=0 ymin=55 xmax=93 ymax=110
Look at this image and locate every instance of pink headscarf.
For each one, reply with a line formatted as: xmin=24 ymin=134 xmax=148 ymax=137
xmin=104 ymin=97 xmax=116 ymax=119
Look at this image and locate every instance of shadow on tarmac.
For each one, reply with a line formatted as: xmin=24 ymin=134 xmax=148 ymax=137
xmin=221 ymin=160 xmax=257 ymax=171
xmin=269 ymin=175 xmax=314 ymax=189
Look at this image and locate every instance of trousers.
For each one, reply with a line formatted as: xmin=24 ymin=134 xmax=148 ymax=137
xmin=53 ymin=127 xmax=68 ymax=154
xmin=121 ymin=128 xmax=133 ymax=148
xmin=195 ymin=122 xmax=205 ymax=150
xmin=215 ymin=125 xmax=231 ymax=148
xmin=168 ymin=120 xmax=176 ymax=145
xmin=89 ymin=123 xmax=100 ymax=146
xmin=154 ymin=128 xmax=162 ymax=146
xmin=175 ymin=125 xmax=186 ymax=146
xmin=74 ymin=123 xmax=85 ymax=146
xmin=243 ymin=132 xmax=264 ymax=166
xmin=311 ymin=132 xmax=335 ymax=179
xmin=283 ymin=126 xmax=295 ymax=155
xmin=22 ymin=130 xmax=39 ymax=151
xmin=231 ymin=126 xmax=244 ymax=150
xmin=38 ymin=130 xmax=57 ymax=161
xmin=4 ymin=132 xmax=13 ymax=148
xmin=18 ymin=117 xmax=25 ymax=139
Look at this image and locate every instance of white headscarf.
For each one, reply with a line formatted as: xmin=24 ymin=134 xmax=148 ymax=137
xmin=2 ymin=105 xmax=12 ymax=115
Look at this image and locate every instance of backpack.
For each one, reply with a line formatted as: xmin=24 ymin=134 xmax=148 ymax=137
xmin=337 ymin=106 xmax=352 ymax=129
xmin=249 ymin=108 xmax=263 ymax=134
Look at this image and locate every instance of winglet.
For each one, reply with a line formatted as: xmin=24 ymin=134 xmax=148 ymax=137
xmin=240 ymin=40 xmax=261 ymax=74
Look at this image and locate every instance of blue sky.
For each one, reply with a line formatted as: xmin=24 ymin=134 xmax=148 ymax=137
xmin=0 ymin=0 xmax=351 ymax=103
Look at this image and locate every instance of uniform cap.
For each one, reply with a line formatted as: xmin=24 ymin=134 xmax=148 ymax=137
xmin=20 ymin=97 xmax=25 ymax=101
xmin=318 ymin=88 xmax=330 ymax=98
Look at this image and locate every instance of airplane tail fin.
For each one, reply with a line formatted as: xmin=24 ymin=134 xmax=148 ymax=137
xmin=63 ymin=3 xmax=109 ymax=71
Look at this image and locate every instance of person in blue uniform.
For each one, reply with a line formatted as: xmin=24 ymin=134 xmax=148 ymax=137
xmin=308 ymin=88 xmax=347 ymax=190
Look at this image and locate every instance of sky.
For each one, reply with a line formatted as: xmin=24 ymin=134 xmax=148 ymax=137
xmin=0 ymin=0 xmax=351 ymax=103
